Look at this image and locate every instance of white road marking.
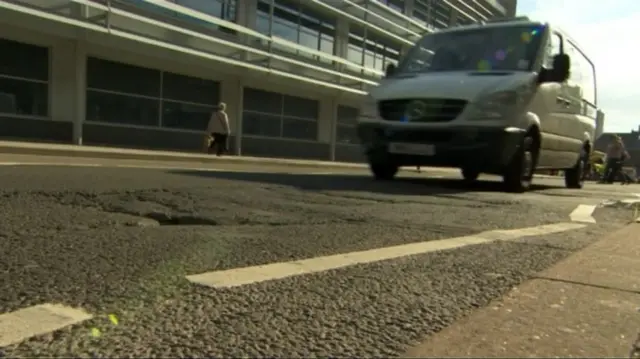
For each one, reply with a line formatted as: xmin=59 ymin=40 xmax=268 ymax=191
xmin=0 ymin=304 xmax=92 ymax=347
xmin=569 ymin=204 xmax=597 ymax=223
xmin=186 ymin=222 xmax=585 ymax=289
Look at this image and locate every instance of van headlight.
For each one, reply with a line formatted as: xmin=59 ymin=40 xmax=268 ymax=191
xmin=469 ymin=90 xmax=519 ymax=120
xmin=359 ymin=95 xmax=378 ymax=119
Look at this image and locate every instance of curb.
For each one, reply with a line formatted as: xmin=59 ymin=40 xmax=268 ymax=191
xmin=0 ymin=142 xmax=562 ymax=178
xmin=0 ymin=143 xmax=368 ymax=170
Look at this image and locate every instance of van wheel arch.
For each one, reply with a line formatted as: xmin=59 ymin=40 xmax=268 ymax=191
xmin=527 ymin=125 xmax=541 ymax=167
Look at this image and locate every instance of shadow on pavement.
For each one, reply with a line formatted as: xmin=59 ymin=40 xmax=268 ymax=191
xmin=169 ymin=170 xmax=556 ymax=195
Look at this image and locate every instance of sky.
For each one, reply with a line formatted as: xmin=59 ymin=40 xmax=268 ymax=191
xmin=517 ymin=0 xmax=639 ymax=133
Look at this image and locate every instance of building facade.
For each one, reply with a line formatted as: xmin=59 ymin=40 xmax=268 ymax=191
xmin=0 ymin=0 xmax=516 ymax=162
xmin=595 ymin=109 xmax=605 ymax=141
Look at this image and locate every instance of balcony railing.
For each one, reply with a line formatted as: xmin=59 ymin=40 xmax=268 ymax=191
xmin=0 ymin=0 xmax=387 ymax=96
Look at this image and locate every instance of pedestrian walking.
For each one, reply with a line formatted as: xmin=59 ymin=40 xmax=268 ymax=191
xmin=205 ymin=102 xmax=231 ymax=156
xmin=602 ymin=135 xmax=627 ymax=184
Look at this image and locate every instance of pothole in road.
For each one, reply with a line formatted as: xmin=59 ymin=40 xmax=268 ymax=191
xmin=130 ymin=212 xmax=219 ymax=227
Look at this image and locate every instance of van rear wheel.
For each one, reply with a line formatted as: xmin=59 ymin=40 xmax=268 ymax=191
xmin=565 ymin=154 xmax=586 ymax=189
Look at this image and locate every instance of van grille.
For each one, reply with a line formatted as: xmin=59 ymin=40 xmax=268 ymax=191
xmin=378 ymin=99 xmax=467 ymax=123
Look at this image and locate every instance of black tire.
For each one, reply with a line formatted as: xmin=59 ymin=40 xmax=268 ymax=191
xmin=370 ymin=161 xmax=399 ymax=181
xmin=461 ymin=168 xmax=480 ymax=182
xmin=503 ymin=135 xmax=535 ymax=193
xmin=565 ymin=153 xmax=586 ymax=189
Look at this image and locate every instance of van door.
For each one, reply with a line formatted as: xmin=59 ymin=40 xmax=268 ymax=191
xmin=560 ymin=39 xmax=597 ymax=167
xmin=531 ymin=31 xmax=565 ymax=169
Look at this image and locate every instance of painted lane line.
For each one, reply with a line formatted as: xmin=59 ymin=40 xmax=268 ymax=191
xmin=186 ymin=222 xmax=586 ymax=289
xmin=0 ymin=304 xmax=93 ymax=347
xmin=569 ymin=204 xmax=597 ymax=224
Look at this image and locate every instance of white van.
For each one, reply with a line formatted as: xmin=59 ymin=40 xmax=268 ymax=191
xmin=357 ymin=17 xmax=597 ymax=192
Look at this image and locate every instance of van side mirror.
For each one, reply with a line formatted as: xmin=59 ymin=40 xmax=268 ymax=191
xmin=385 ymin=63 xmax=396 ymax=77
xmin=551 ymin=53 xmax=570 ymax=82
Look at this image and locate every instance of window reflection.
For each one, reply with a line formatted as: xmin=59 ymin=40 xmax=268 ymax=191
xmin=374 ymin=0 xmax=404 ymax=13
xmin=413 ymin=0 xmax=449 ymax=30
xmin=336 ymin=105 xmax=359 ymax=145
xmin=174 ymin=0 xmax=237 ymax=22
xmin=256 ymin=0 xmax=335 ymax=63
xmin=347 ymin=26 xmax=401 ymax=71
xmin=86 ymin=90 xmax=160 ymax=127
xmin=242 ymin=87 xmax=318 ymax=140
xmin=0 ymin=78 xmax=48 ymax=117
xmin=162 ymin=100 xmax=213 ymax=131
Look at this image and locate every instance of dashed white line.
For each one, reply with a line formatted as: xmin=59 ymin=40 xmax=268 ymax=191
xmin=186 ymin=222 xmax=586 ymax=289
xmin=569 ymin=204 xmax=597 ymax=223
xmin=0 ymin=304 xmax=93 ymax=347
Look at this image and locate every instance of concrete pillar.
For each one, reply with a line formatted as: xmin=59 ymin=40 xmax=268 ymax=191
xmin=237 ymin=0 xmax=257 ymax=62
xmin=50 ymin=38 xmax=86 ymax=145
xmin=314 ymin=96 xmax=337 ymax=160
xmin=220 ymin=77 xmax=243 ymax=155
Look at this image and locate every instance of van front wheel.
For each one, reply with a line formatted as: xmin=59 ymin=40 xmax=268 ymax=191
xmin=503 ymin=135 xmax=535 ymax=193
xmin=461 ymin=168 xmax=480 ymax=182
xmin=369 ymin=160 xmax=399 ymax=181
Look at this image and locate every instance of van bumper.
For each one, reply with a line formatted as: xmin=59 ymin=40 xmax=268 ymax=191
xmin=357 ymin=123 xmax=526 ymax=173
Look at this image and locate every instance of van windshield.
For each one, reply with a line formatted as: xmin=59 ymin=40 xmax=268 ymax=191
xmin=396 ymin=24 xmax=545 ymax=75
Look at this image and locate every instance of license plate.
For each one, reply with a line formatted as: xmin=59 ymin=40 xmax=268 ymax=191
xmin=388 ymin=142 xmax=435 ymax=156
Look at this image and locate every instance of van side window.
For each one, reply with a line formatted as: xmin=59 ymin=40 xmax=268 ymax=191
xmin=544 ymin=33 xmax=562 ymax=68
xmin=565 ymin=40 xmax=597 ymax=105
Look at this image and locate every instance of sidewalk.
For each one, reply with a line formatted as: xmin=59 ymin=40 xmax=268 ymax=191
xmin=0 ymin=140 xmax=566 ymax=180
xmin=0 ymin=140 xmax=370 ymax=170
xmin=404 ymin=221 xmax=640 ymax=358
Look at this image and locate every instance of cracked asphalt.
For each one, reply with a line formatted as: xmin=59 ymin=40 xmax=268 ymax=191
xmin=1 ymin=155 xmax=638 ymax=357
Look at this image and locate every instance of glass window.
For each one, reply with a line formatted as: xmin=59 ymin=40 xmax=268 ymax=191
xmin=0 ymin=77 xmax=48 ymax=117
xmin=337 ymin=105 xmax=358 ymax=126
xmin=272 ymin=17 xmax=299 ymax=43
xmin=543 ymin=32 xmax=562 ymax=69
xmin=256 ymin=0 xmax=335 ymax=58
xmin=397 ymin=24 xmax=545 ymax=74
xmin=320 ymin=34 xmax=334 ymax=58
xmin=242 ymin=112 xmax=282 ymax=137
xmin=282 ymin=117 xmax=316 ymax=140
xmin=348 ymin=29 xmax=401 ymax=70
xmin=87 ymin=57 xmax=161 ymax=97
xmin=348 ymin=43 xmax=364 ymax=65
xmin=86 ymin=90 xmax=160 ymax=127
xmin=375 ymin=0 xmax=404 ymax=12
xmin=0 ymin=39 xmax=49 ymax=81
xmin=282 ymin=94 xmax=318 ymax=120
xmin=162 ymin=72 xmax=220 ymax=105
xmin=162 ymin=100 xmax=213 ymax=131
xmin=299 ymin=28 xmax=320 ymax=53
xmin=336 ymin=105 xmax=359 ymax=145
xmin=174 ymin=0 xmax=237 ymax=22
xmin=565 ymin=40 xmax=596 ymax=105
xmin=336 ymin=124 xmax=358 ymax=144
xmin=433 ymin=1 xmax=452 ymax=28
xmin=364 ymin=49 xmax=376 ymax=69
xmin=244 ymin=88 xmax=283 ymax=114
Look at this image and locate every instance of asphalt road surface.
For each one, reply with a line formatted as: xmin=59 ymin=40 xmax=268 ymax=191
xmin=1 ymin=155 xmax=638 ymax=357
